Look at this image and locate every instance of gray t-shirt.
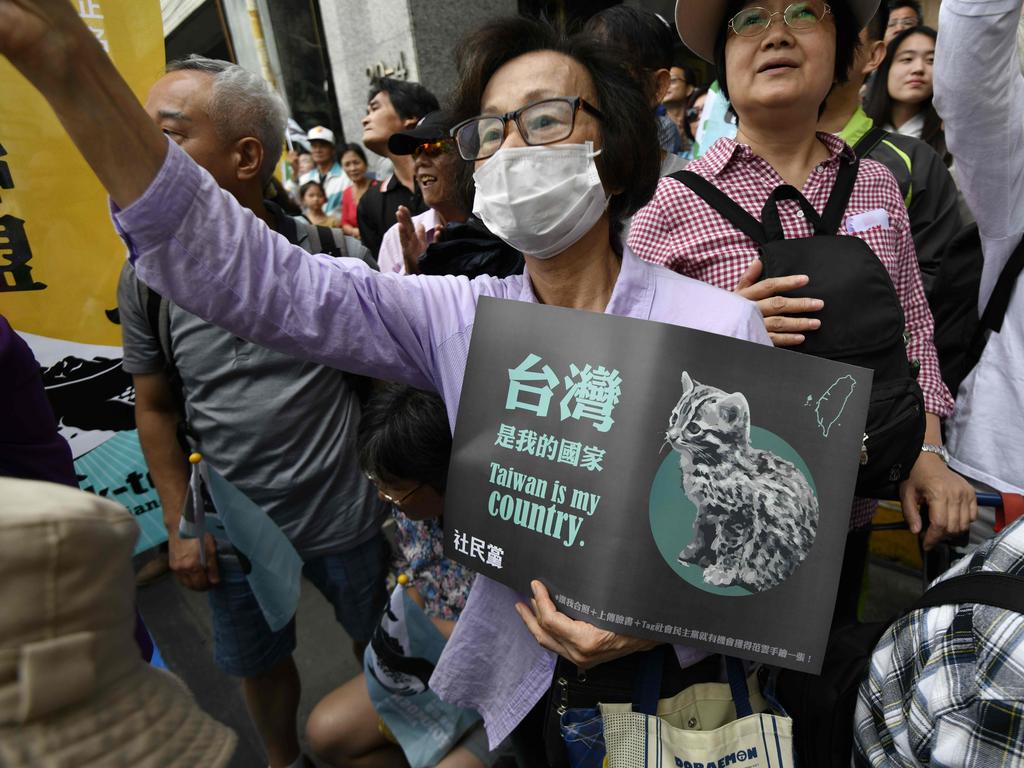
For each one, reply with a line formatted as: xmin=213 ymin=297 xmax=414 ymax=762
xmin=118 ymin=208 xmax=387 ymax=558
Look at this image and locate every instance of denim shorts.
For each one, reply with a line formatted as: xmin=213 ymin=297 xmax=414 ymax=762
xmin=208 ymin=531 xmax=389 ymax=677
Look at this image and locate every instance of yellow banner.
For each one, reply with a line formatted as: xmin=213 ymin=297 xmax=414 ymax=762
xmin=0 ymin=0 xmax=164 ymax=345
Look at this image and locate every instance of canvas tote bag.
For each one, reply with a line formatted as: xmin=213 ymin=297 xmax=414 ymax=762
xmin=600 ymin=657 xmax=795 ymax=768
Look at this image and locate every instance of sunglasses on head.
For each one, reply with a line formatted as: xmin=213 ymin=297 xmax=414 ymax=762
xmin=412 ymin=138 xmax=455 ymax=159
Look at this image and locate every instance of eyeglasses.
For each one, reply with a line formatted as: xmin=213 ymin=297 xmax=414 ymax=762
xmin=412 ymin=138 xmax=455 ymax=160
xmin=887 ymin=16 xmax=917 ymax=29
xmin=686 ymin=107 xmax=700 ymax=122
xmin=366 ymin=473 xmax=425 ymax=507
xmin=728 ymin=2 xmax=832 ymax=38
xmin=451 ymin=96 xmax=605 ymax=161
xmin=669 ymin=76 xmax=688 ymax=84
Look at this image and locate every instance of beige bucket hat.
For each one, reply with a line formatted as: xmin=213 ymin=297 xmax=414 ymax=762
xmin=0 ymin=478 xmax=236 ymax=767
xmin=674 ymin=0 xmax=881 ymax=61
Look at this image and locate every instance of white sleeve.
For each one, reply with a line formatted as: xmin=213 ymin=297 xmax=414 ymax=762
xmin=934 ymin=0 xmax=1024 ymax=249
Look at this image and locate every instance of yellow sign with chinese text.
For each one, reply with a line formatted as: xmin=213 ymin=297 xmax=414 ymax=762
xmin=0 ymin=0 xmax=164 ymax=345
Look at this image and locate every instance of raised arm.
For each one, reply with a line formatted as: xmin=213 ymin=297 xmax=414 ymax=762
xmin=934 ymin=0 xmax=1024 ymax=254
xmin=0 ymin=0 xmax=166 ymax=208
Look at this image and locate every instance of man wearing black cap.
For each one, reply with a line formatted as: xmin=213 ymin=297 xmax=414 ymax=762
xmin=356 ymin=77 xmax=440 ymax=258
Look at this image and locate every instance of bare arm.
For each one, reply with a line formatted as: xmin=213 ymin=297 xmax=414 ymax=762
xmin=134 ymin=372 xmax=218 ymax=588
xmin=0 ymin=0 xmax=166 ymax=208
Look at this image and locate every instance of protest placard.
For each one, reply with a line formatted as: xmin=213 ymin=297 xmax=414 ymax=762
xmin=1 ymin=1 xmax=166 ymax=552
xmin=446 ymin=297 xmax=871 ymax=673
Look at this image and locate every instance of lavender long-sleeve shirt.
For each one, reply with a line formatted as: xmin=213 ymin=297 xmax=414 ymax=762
xmin=114 ymin=140 xmax=771 ymax=746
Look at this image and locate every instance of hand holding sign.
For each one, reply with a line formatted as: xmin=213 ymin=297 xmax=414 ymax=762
xmin=516 ymin=580 xmax=658 ymax=670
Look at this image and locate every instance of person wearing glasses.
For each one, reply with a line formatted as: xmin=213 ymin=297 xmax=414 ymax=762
xmin=0 ymin=6 xmax=770 ymax=760
xmin=663 ymin=62 xmax=699 ymax=150
xmin=306 ymin=385 xmax=505 ymax=767
xmin=883 ymin=0 xmax=922 ymax=44
xmin=628 ymin=0 xmax=973 ymax=623
xmin=376 ymin=111 xmax=474 ymax=274
xmin=682 ymin=86 xmax=710 ymax=159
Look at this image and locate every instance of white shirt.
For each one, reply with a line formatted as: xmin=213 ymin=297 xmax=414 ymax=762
xmin=884 ymin=111 xmax=925 ymax=140
xmin=934 ymin=0 xmax=1024 ymax=494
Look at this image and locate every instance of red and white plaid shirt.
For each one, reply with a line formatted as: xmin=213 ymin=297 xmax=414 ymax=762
xmin=628 ymin=133 xmax=954 ymax=528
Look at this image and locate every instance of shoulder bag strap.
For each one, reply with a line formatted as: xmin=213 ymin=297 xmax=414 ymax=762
xmin=630 ymin=646 xmax=666 ymax=716
xmin=669 ymin=170 xmax=767 ymax=245
xmin=911 ymin=571 xmax=1024 ymax=614
xmin=725 ymin=656 xmax=754 ymax=718
xmin=820 ymin=157 xmax=859 ymax=235
xmin=851 ymin=127 xmax=888 ymax=159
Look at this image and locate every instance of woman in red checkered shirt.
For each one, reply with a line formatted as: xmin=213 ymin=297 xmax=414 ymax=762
xmin=627 ymin=0 xmax=976 ymax=608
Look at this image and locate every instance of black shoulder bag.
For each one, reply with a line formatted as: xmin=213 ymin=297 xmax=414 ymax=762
xmin=670 ymin=162 xmax=925 ymax=499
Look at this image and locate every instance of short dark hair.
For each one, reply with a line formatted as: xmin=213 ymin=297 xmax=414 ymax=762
xmin=298 ymin=180 xmax=325 ymax=200
xmin=449 ymin=16 xmax=661 ymax=240
xmin=866 ymin=5 xmax=890 ymax=42
xmin=367 ymin=77 xmax=440 ymax=122
xmin=713 ymin=0 xmax=861 ymax=108
xmin=340 ymin=143 xmax=368 ymax=164
xmin=674 ymin=62 xmax=698 ymax=87
xmin=864 ymin=26 xmax=948 ymax=163
xmin=888 ymin=0 xmax=922 ymax=21
xmin=357 ymin=385 xmax=452 ymax=493
xmin=584 ymin=6 xmax=676 ymax=72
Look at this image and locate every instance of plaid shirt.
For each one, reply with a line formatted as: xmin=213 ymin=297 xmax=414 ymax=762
xmin=628 ymin=133 xmax=954 ymax=528
xmin=854 ymin=517 xmax=1024 ymax=767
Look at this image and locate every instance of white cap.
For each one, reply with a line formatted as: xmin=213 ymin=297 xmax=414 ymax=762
xmin=306 ymin=126 xmax=336 ymax=145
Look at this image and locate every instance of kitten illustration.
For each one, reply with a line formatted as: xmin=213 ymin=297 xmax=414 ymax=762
xmin=665 ymin=372 xmax=819 ymax=592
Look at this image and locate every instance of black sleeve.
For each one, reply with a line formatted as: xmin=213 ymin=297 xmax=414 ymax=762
xmin=905 ymin=142 xmax=963 ymax=297
xmin=357 ymin=187 xmax=384 ymax=259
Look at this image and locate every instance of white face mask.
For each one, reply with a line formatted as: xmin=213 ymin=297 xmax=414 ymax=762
xmin=472 ymin=142 xmax=609 ymax=260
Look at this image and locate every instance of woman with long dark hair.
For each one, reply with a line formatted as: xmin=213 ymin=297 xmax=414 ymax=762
xmin=864 ymin=25 xmax=950 ymax=164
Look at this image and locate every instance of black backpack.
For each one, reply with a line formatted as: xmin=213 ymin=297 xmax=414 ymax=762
xmin=930 ymin=225 xmax=1024 ymax=398
xmin=770 ymin=570 xmax=1024 ymax=767
xmin=671 ymin=160 xmax=925 ymax=500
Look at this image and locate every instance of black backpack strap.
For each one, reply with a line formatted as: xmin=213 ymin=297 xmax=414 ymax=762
xmin=851 ymin=127 xmax=888 ymax=159
xmin=911 ymin=572 xmax=1024 ymax=614
xmin=979 ymin=235 xmax=1024 ymax=335
xmin=316 ymin=224 xmax=343 ymax=258
xmin=669 ymin=170 xmax=767 ymax=245
xmin=761 ymin=185 xmax=830 ymax=241
xmin=820 ymin=157 xmax=859 ymax=235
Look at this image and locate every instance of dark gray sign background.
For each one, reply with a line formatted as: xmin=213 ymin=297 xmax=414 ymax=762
xmin=445 ymin=297 xmax=872 ymax=673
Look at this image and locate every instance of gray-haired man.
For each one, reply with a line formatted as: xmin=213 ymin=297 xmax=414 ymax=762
xmin=117 ymin=57 xmax=388 ymax=768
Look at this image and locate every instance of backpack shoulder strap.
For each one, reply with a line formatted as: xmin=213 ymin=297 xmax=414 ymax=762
xmin=911 ymin=572 xmax=1024 ymax=614
xmin=852 ymin=127 xmax=888 ymax=159
xmin=316 ymin=225 xmax=343 ymax=258
xmin=668 ymin=170 xmax=766 ymax=245
xmin=820 ymin=157 xmax=859 ymax=235
xmin=979 ymin=234 xmax=1024 ymax=335
xmin=141 ymin=280 xmax=173 ymax=368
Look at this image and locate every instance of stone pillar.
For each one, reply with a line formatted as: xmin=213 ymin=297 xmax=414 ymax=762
xmin=318 ymin=0 xmax=516 ymax=170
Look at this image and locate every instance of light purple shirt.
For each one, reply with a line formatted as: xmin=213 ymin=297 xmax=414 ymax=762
xmin=114 ymin=140 xmax=771 ymax=747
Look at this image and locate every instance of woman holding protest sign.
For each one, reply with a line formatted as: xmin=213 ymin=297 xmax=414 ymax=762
xmin=0 ymin=4 xmax=768 ymax=762
xmin=626 ymin=0 xmax=975 ymax=626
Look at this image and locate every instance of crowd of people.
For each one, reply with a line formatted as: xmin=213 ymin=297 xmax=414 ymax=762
xmin=1 ymin=0 xmax=1022 ymax=766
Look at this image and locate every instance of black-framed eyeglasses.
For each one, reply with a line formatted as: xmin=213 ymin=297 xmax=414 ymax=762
xmin=451 ymin=96 xmax=605 ymax=161
xmin=686 ymin=107 xmax=700 ymax=122
xmin=412 ymin=138 xmax=455 ymax=160
xmin=366 ymin=473 xmax=425 ymax=507
xmin=728 ymin=2 xmax=832 ymax=38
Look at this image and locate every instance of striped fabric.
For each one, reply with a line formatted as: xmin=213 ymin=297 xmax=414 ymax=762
xmin=854 ymin=517 xmax=1024 ymax=767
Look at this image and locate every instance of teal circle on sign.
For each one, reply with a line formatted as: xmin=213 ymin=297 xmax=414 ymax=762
xmin=648 ymin=426 xmax=818 ymax=597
